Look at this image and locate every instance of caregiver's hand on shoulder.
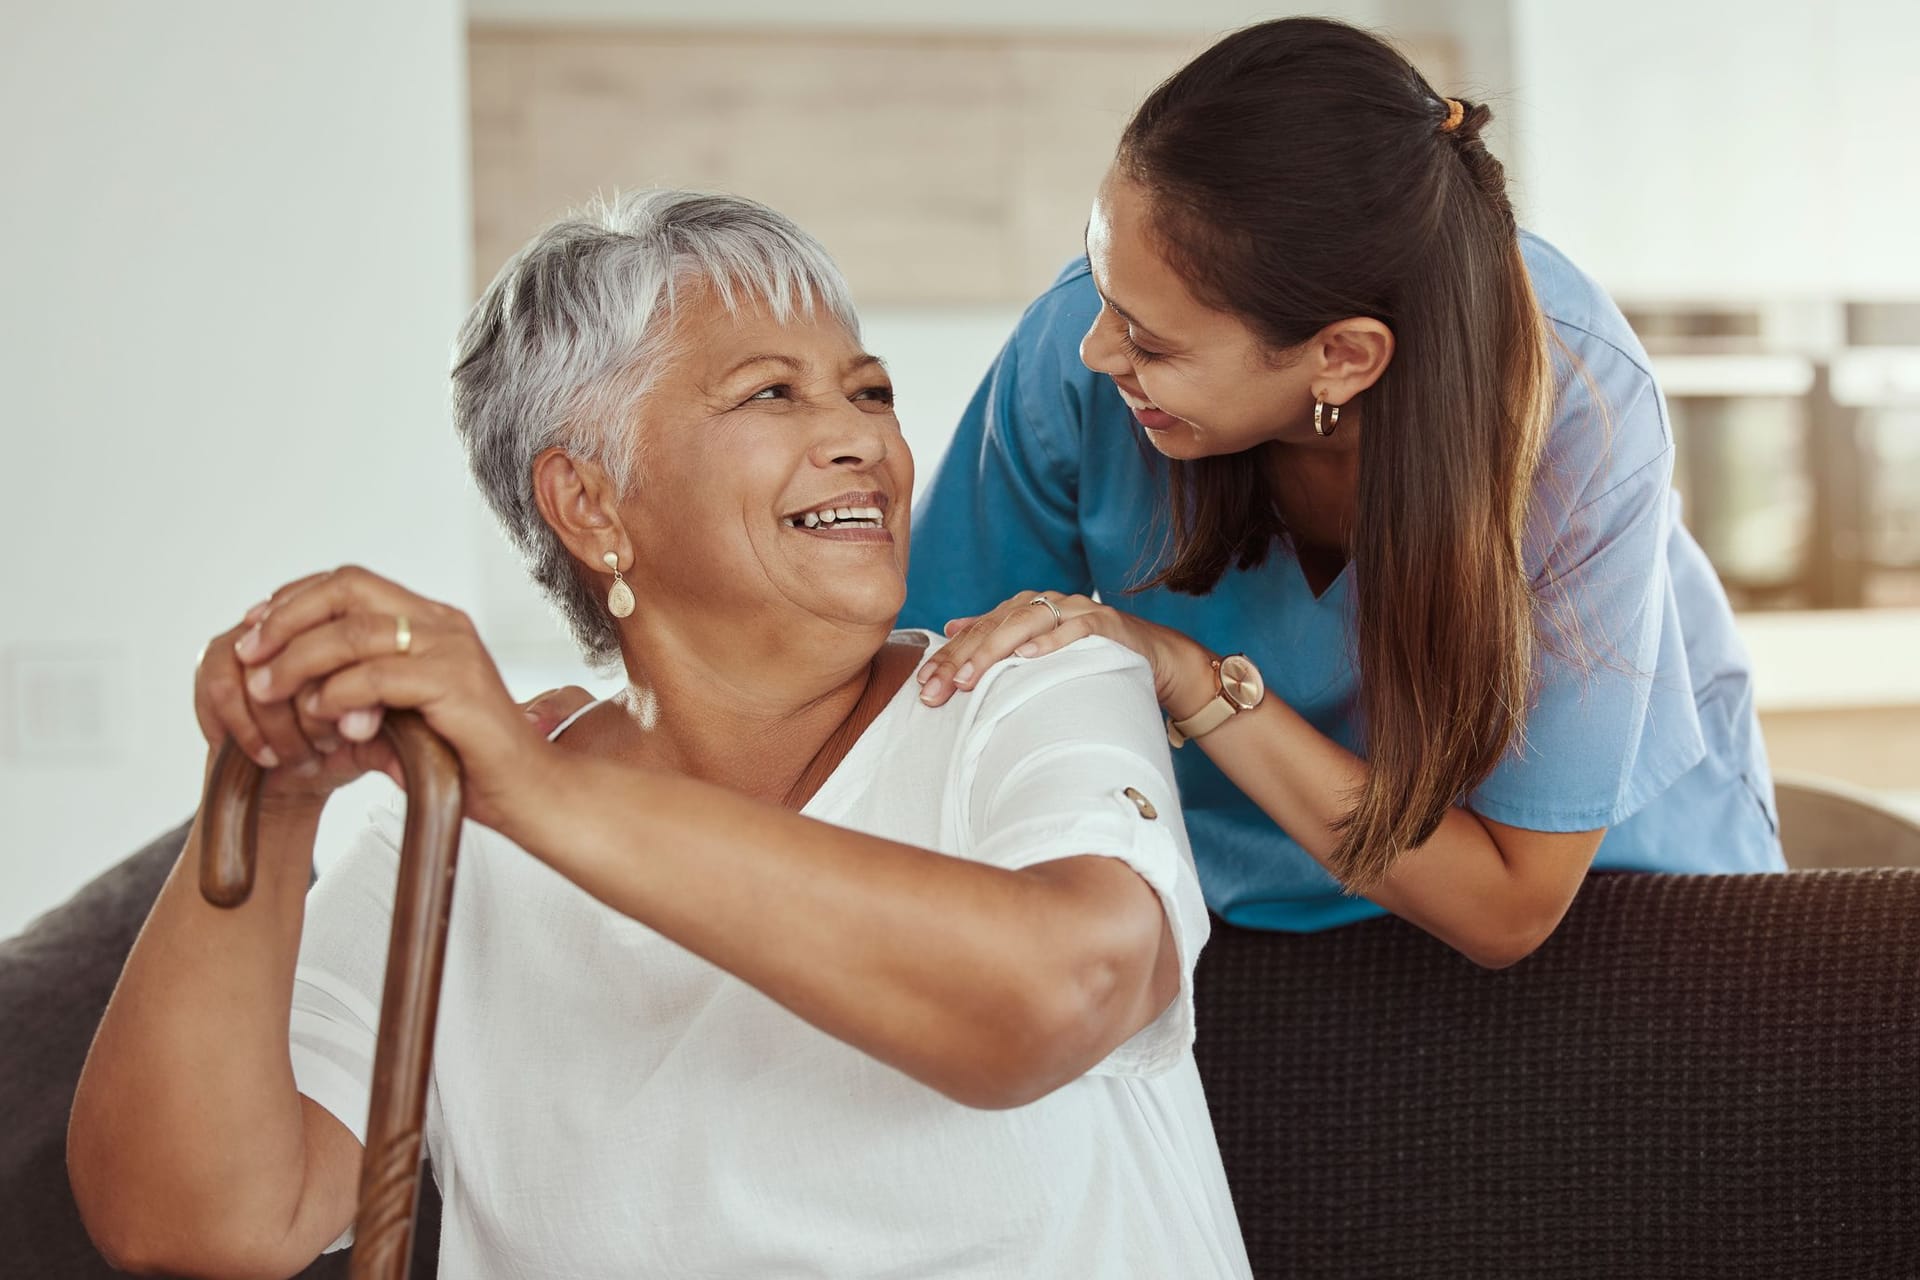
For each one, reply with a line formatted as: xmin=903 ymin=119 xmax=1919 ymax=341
xmin=918 ymin=590 xmax=1214 ymax=714
xmin=519 ymin=685 xmax=596 ymax=738
xmin=222 ymin=565 xmax=552 ymax=830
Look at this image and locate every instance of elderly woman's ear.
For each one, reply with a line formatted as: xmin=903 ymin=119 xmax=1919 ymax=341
xmin=531 ymin=446 xmax=631 ymax=573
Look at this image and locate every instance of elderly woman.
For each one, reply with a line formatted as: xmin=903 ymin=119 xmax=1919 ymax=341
xmin=67 ymin=191 xmax=1251 ymax=1278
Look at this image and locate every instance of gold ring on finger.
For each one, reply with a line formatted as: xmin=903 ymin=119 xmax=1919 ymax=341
xmin=1028 ymin=596 xmax=1063 ymax=630
xmin=394 ymin=614 xmax=412 ymax=656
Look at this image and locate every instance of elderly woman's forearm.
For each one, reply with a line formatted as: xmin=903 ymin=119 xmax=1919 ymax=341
xmin=68 ymin=802 xmax=346 ymax=1275
xmin=507 ymin=755 xmax=1171 ymax=1107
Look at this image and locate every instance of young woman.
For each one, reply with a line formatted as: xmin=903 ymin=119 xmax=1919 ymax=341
xmin=906 ymin=17 xmax=1784 ymax=968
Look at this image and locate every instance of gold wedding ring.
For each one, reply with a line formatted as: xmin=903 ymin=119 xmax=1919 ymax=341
xmin=394 ymin=614 xmax=412 ymax=656
xmin=1028 ymin=596 xmax=1063 ymax=630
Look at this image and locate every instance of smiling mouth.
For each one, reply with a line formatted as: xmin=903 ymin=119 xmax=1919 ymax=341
xmin=1114 ymin=384 xmax=1177 ymax=423
xmin=779 ymin=491 xmax=892 ymax=539
xmin=781 ymin=504 xmax=884 ymax=530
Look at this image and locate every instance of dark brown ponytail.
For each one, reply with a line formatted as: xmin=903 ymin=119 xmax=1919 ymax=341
xmin=1121 ymin=18 xmax=1551 ymax=889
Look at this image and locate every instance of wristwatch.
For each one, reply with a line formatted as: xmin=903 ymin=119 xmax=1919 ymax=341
xmin=1167 ymin=653 xmax=1266 ymax=748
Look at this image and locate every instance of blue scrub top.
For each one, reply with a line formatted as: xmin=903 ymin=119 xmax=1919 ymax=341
xmin=903 ymin=232 xmax=1785 ymax=932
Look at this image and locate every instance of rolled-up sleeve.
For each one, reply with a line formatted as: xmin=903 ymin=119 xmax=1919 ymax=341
xmin=958 ymin=639 xmax=1210 ymax=1077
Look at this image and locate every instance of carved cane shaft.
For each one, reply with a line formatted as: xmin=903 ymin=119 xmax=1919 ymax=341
xmin=200 ymin=712 xmax=464 ymax=1280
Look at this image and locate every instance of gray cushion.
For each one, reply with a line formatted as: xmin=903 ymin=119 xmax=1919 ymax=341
xmin=0 ymin=823 xmax=201 ymax=1277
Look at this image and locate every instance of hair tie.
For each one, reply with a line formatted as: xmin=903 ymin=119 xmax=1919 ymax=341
xmin=1440 ymin=98 xmax=1466 ymax=134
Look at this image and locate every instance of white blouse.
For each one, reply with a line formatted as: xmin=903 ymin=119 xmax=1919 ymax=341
xmin=288 ymin=632 xmax=1251 ymax=1278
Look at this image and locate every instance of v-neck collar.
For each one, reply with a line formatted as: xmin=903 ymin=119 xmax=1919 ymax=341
xmin=1286 ymin=539 xmax=1354 ymax=604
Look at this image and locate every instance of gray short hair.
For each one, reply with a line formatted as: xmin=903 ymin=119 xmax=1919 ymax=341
xmin=452 ymin=190 xmax=861 ymax=670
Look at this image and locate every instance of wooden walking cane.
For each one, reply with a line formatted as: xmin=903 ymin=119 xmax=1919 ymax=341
xmin=199 ymin=711 xmax=463 ymax=1280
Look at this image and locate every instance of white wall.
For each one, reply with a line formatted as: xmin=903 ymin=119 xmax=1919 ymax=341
xmin=0 ymin=2 xmax=474 ymax=937
xmin=1511 ymin=0 xmax=1920 ymax=301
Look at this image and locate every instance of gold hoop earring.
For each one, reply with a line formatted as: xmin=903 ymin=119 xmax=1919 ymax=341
xmin=1313 ymin=399 xmax=1342 ymax=438
xmin=603 ymin=551 xmax=635 ymax=619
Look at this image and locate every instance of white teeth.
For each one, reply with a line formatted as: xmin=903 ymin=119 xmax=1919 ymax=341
xmin=786 ymin=503 xmax=883 ymax=528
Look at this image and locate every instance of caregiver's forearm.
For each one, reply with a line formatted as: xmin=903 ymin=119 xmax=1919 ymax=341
xmin=503 ymin=757 xmax=1175 ymax=1108
xmin=1193 ymin=695 xmax=1593 ymax=968
xmin=68 ymin=785 xmax=353 ymax=1277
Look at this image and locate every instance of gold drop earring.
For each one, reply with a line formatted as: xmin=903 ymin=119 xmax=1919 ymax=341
xmin=603 ymin=552 xmax=635 ymax=619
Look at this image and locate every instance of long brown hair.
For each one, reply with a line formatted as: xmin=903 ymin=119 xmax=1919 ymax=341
xmin=1120 ymin=17 xmax=1552 ymax=890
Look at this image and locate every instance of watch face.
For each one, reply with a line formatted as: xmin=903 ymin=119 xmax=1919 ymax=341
xmin=1219 ymin=654 xmax=1266 ymax=711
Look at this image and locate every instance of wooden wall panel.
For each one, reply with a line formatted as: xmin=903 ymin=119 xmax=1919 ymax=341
xmin=1004 ymin=36 xmax=1211 ymax=293
xmin=470 ymin=25 xmax=1454 ymax=305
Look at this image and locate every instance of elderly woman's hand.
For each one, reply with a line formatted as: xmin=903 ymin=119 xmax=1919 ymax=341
xmin=195 ymin=578 xmax=373 ymax=810
xmin=916 ymin=590 xmax=1217 ymax=718
xmin=223 ymin=565 xmax=551 ymax=831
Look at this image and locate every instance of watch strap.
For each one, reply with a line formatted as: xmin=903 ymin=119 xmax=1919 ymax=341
xmin=1167 ymin=694 xmax=1238 ymax=748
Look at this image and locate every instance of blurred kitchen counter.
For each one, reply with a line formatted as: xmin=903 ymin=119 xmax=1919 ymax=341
xmin=1742 ymin=609 xmax=1920 ymax=790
